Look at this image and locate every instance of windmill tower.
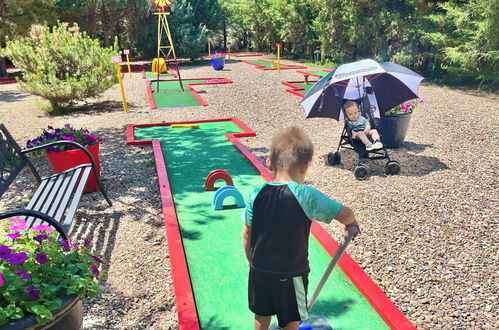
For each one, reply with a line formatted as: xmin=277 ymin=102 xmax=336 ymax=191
xmin=152 ymin=0 xmax=184 ymax=91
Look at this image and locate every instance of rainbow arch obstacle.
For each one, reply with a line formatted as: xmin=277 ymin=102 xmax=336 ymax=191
xmin=126 ymin=118 xmax=415 ymax=330
xmin=204 ymin=169 xmax=234 ymax=191
xmin=212 ymin=185 xmax=245 ymax=210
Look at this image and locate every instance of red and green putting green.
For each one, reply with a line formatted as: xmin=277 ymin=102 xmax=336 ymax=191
xmin=234 ymin=52 xmax=264 ymax=57
xmin=127 ymin=118 xmax=414 ymax=330
xmin=146 ymin=78 xmax=233 ymax=109
xmin=141 ymin=69 xmax=177 ymax=79
xmin=241 ymin=59 xmax=307 ymax=70
xmin=282 ymin=70 xmax=331 ymax=97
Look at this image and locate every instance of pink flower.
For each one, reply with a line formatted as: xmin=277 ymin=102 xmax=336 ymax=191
xmin=7 ymin=233 xmax=21 ymax=240
xmin=9 ymin=218 xmax=26 ymax=232
xmin=0 ymin=272 xmax=3 ymax=286
xmin=32 ymin=224 xmax=53 ymax=233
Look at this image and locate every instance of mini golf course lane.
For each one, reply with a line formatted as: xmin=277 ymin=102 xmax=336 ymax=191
xmin=130 ymin=119 xmax=414 ymax=329
xmin=241 ymin=59 xmax=307 ymax=70
xmin=147 ymin=78 xmax=233 ymax=109
xmin=282 ymin=70 xmax=331 ymax=97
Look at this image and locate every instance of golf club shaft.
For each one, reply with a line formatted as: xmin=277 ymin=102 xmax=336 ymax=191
xmin=307 ymin=226 xmax=359 ymax=312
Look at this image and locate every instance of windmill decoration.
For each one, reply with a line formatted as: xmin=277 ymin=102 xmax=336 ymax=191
xmin=152 ymin=0 xmax=184 ymax=91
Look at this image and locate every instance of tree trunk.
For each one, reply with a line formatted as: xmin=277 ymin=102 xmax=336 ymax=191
xmin=223 ymin=15 xmax=227 ymax=50
xmin=0 ymin=57 xmax=7 ymax=78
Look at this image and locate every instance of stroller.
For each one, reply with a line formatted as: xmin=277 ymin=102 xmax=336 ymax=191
xmin=327 ymin=91 xmax=401 ymax=180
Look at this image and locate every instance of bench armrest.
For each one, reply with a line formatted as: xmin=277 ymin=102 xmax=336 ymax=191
xmin=0 ymin=209 xmax=68 ymax=240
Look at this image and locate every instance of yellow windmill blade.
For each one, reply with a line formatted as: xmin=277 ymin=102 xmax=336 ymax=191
xmin=152 ymin=0 xmax=174 ymax=11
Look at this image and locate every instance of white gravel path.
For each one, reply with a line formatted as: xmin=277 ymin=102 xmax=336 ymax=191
xmin=0 ymin=55 xmax=497 ymax=329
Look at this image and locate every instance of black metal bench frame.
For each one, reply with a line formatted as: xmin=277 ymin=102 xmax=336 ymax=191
xmin=0 ymin=123 xmax=112 ymax=237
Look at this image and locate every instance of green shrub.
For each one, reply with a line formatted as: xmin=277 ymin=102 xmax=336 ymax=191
xmin=2 ymin=23 xmax=118 ymax=111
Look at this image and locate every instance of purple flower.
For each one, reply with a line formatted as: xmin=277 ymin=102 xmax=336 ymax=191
xmin=36 ymin=253 xmax=49 ymax=265
xmin=92 ymin=256 xmax=103 ymax=264
xmin=61 ymin=239 xmax=76 ymax=251
xmin=64 ymin=124 xmax=72 ymax=128
xmin=26 ymin=285 xmax=40 ymax=299
xmin=54 ymin=128 xmax=62 ymax=133
xmin=83 ymin=239 xmax=91 ymax=247
xmin=9 ymin=217 xmax=26 ymax=231
xmin=32 ymin=224 xmax=53 ymax=233
xmin=15 ymin=270 xmax=30 ymax=279
xmin=9 ymin=252 xmax=28 ymax=265
xmin=61 ymin=135 xmax=75 ymax=142
xmin=0 ymin=245 xmax=12 ymax=260
xmin=90 ymin=264 xmax=100 ymax=277
xmin=0 ymin=272 xmax=3 ymax=286
xmin=83 ymin=134 xmax=97 ymax=142
xmin=33 ymin=234 xmax=49 ymax=243
xmin=7 ymin=233 xmax=21 ymax=240
xmin=45 ymin=146 xmax=55 ymax=153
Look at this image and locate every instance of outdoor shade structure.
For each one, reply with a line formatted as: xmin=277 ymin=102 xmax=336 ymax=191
xmin=300 ymin=59 xmax=424 ymax=121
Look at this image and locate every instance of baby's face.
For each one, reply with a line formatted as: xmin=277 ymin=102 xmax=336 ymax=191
xmin=345 ymin=106 xmax=359 ymax=121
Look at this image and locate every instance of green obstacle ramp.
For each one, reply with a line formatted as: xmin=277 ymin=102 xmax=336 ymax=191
xmin=131 ymin=119 xmax=412 ymax=330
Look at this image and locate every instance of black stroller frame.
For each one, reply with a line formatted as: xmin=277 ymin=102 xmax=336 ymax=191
xmin=327 ymin=86 xmax=401 ymax=180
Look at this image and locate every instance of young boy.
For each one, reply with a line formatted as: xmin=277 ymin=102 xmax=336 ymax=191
xmin=241 ymin=126 xmax=360 ymax=330
xmin=344 ymin=100 xmax=383 ymax=151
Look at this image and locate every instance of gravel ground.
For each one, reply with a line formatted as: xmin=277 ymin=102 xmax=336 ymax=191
xmin=0 ymin=56 xmax=498 ymax=329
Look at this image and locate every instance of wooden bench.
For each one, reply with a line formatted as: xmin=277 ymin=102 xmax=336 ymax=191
xmin=0 ymin=124 xmax=112 ymax=238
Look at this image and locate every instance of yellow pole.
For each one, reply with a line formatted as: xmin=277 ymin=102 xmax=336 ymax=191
xmin=228 ymin=43 xmax=231 ymax=59
xmin=125 ymin=54 xmax=132 ymax=79
xmin=208 ymin=39 xmax=211 ymax=58
xmin=114 ymin=62 xmax=128 ymax=113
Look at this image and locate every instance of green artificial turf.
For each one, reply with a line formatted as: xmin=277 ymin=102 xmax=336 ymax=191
xmin=150 ymin=80 xmax=208 ymax=108
xmin=134 ymin=121 xmax=389 ymax=329
xmin=144 ymin=70 xmax=174 ymax=79
xmin=244 ymin=59 xmax=298 ymax=69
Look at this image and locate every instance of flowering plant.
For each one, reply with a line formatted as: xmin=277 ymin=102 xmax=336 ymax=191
xmin=384 ymin=99 xmax=425 ymax=116
xmin=210 ymin=52 xmax=226 ymax=59
xmin=26 ymin=124 xmax=103 ymax=154
xmin=0 ymin=218 xmax=102 ymax=325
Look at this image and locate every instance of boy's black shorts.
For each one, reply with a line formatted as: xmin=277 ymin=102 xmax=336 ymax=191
xmin=248 ymin=269 xmax=309 ymax=328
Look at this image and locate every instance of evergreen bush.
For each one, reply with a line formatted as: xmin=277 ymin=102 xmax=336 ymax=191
xmin=2 ymin=23 xmax=118 ymax=111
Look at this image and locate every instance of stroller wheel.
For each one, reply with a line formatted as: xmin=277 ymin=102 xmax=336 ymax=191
xmin=327 ymin=152 xmax=341 ymax=165
xmin=354 ymin=165 xmax=369 ymax=180
xmin=385 ymin=161 xmax=401 ymax=175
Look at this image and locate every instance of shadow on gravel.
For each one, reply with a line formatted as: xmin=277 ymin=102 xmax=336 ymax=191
xmin=323 ymin=140 xmax=449 ymax=178
xmin=0 ymin=90 xmax=29 ymax=103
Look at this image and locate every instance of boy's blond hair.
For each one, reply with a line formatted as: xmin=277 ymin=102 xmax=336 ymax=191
xmin=343 ymin=100 xmax=358 ymax=111
xmin=269 ymin=126 xmax=314 ymax=173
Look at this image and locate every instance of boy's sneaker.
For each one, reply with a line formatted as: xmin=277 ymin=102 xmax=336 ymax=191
xmin=366 ymin=142 xmax=375 ymax=151
xmin=372 ymin=140 xmax=384 ymax=149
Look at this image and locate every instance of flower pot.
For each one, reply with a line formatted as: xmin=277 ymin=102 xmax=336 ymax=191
xmin=0 ymin=295 xmax=83 ymax=330
xmin=374 ymin=112 xmax=412 ymax=148
xmin=46 ymin=143 xmax=101 ymax=193
xmin=211 ymin=58 xmax=225 ymax=70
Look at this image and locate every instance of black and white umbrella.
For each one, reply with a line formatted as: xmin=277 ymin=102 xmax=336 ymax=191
xmin=300 ymin=59 xmax=424 ymax=121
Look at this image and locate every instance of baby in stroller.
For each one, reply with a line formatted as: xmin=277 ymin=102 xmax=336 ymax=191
xmin=343 ymin=100 xmax=383 ymax=151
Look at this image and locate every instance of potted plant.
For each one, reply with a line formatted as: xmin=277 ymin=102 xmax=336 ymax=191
xmin=0 ymin=217 xmax=102 ymax=328
xmin=210 ymin=52 xmax=226 ymax=71
xmin=26 ymin=124 xmax=103 ymax=193
xmin=375 ymin=99 xmax=425 ymax=148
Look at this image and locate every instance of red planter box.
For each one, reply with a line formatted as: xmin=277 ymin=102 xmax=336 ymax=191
xmin=46 ymin=143 xmax=101 ymax=193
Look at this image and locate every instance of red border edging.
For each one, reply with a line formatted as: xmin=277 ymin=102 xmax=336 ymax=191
xmin=233 ymin=52 xmax=264 ymax=57
xmin=241 ymin=59 xmax=307 ymax=71
xmin=281 ymin=81 xmax=320 ymax=98
xmin=145 ymin=77 xmax=233 ymax=109
xmin=126 ymin=118 xmax=415 ymax=329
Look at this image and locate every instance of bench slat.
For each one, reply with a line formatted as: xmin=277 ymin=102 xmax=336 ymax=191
xmin=25 ymin=176 xmax=57 ymax=228
xmin=53 ymin=168 xmax=85 ymax=223
xmin=62 ymin=167 xmax=91 ymax=232
xmin=30 ymin=173 xmax=69 ymax=228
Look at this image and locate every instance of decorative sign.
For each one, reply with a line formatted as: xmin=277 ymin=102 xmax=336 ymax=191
xmin=123 ymin=49 xmax=130 ymax=55
xmin=152 ymin=0 xmax=174 ymax=10
xmin=111 ymin=55 xmax=123 ymax=64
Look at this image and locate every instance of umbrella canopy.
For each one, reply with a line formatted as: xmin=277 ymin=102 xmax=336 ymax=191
xmin=300 ymin=59 xmax=424 ymax=121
